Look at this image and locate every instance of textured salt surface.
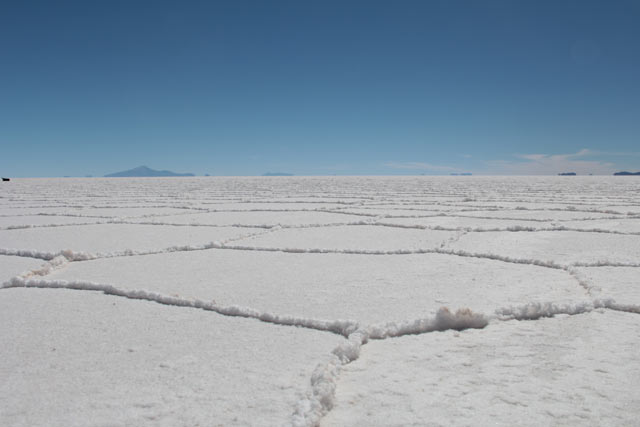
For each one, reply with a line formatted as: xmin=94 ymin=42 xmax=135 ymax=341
xmin=0 ymin=288 xmax=342 ymax=427
xmin=323 ymin=311 xmax=640 ymax=427
xmin=49 ymin=251 xmax=585 ymax=324
xmin=1 ymin=176 xmax=639 ymax=426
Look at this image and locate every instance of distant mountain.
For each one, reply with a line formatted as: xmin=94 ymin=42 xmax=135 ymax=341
xmin=614 ymin=171 xmax=640 ymax=176
xmin=105 ymin=166 xmax=195 ymax=177
xmin=262 ymin=172 xmax=294 ymax=176
xmin=450 ymin=173 xmax=472 ymax=176
xmin=558 ymin=172 xmax=577 ymax=176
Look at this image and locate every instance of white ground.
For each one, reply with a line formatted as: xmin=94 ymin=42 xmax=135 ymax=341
xmin=1 ymin=288 xmax=341 ymax=427
xmin=323 ymin=311 xmax=640 ymax=427
xmin=1 ymin=176 xmax=639 ymax=426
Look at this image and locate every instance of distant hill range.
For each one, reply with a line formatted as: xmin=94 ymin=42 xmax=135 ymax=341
xmin=558 ymin=172 xmax=576 ymax=176
xmin=450 ymin=173 xmax=472 ymax=176
xmin=105 ymin=166 xmax=195 ymax=177
xmin=262 ymin=172 xmax=294 ymax=176
xmin=614 ymin=171 xmax=640 ymax=176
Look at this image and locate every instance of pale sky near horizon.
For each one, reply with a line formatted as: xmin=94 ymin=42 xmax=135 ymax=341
xmin=1 ymin=0 xmax=639 ymax=177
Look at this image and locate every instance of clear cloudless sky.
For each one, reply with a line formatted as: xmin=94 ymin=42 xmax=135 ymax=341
xmin=1 ymin=0 xmax=639 ymax=176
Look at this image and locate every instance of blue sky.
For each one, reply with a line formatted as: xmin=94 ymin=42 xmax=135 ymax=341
xmin=1 ymin=0 xmax=639 ymax=177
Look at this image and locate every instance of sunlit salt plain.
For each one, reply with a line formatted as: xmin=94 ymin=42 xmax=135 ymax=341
xmin=1 ymin=176 xmax=639 ymax=427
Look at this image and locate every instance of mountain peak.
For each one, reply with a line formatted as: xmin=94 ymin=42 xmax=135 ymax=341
xmin=105 ymin=166 xmax=195 ymax=177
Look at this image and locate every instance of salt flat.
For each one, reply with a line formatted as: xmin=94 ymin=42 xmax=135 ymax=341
xmin=48 ymin=251 xmax=583 ymax=324
xmin=450 ymin=230 xmax=640 ymax=265
xmin=0 ymin=223 xmax=262 ymax=256
xmin=237 ymin=225 xmax=458 ymax=252
xmin=1 ymin=176 xmax=639 ymax=426
xmin=0 ymin=214 xmax=106 ymax=228
xmin=0 ymin=288 xmax=341 ymax=427
xmin=323 ymin=311 xmax=640 ymax=427
xmin=125 ymin=210 xmax=359 ymax=227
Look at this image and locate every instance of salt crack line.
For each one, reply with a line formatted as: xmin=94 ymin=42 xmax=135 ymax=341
xmin=0 ymin=221 xmax=111 ymax=231
xmin=216 ymin=243 xmax=570 ymax=268
xmin=34 ymin=212 xmax=113 ymax=219
xmin=221 ymin=225 xmax=286 ymax=245
xmin=373 ymin=221 xmax=640 ymax=236
xmin=0 ymin=248 xmax=95 ymax=261
xmin=111 ymin=219 xmax=375 ymax=230
xmin=3 ymin=218 xmax=638 ymax=237
xmin=493 ymin=299 xmax=640 ymax=320
xmin=1 ymin=277 xmax=360 ymax=338
xmin=571 ymin=260 xmax=640 ymax=268
xmin=217 ymin=244 xmax=640 ymax=270
xmin=0 ymin=243 xmax=227 ymax=262
xmin=316 ymin=209 xmax=380 ymax=218
xmin=0 ymin=226 xmax=275 ymax=261
xmin=291 ymin=331 xmax=366 ymax=427
xmin=566 ymin=267 xmax=600 ymax=296
xmin=365 ymin=307 xmax=489 ymax=340
xmin=368 ymin=204 xmax=635 ymax=216
xmin=291 ymin=307 xmax=488 ymax=427
xmin=0 ymin=219 xmax=293 ymax=231
xmin=381 ymin=212 xmax=634 ymax=223
xmin=3 ymin=255 xmax=73 ymax=281
xmin=4 ymin=243 xmax=639 ymax=272
xmin=116 ymin=220 xmax=269 ymax=229
xmin=292 ymin=297 xmax=640 ymax=426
